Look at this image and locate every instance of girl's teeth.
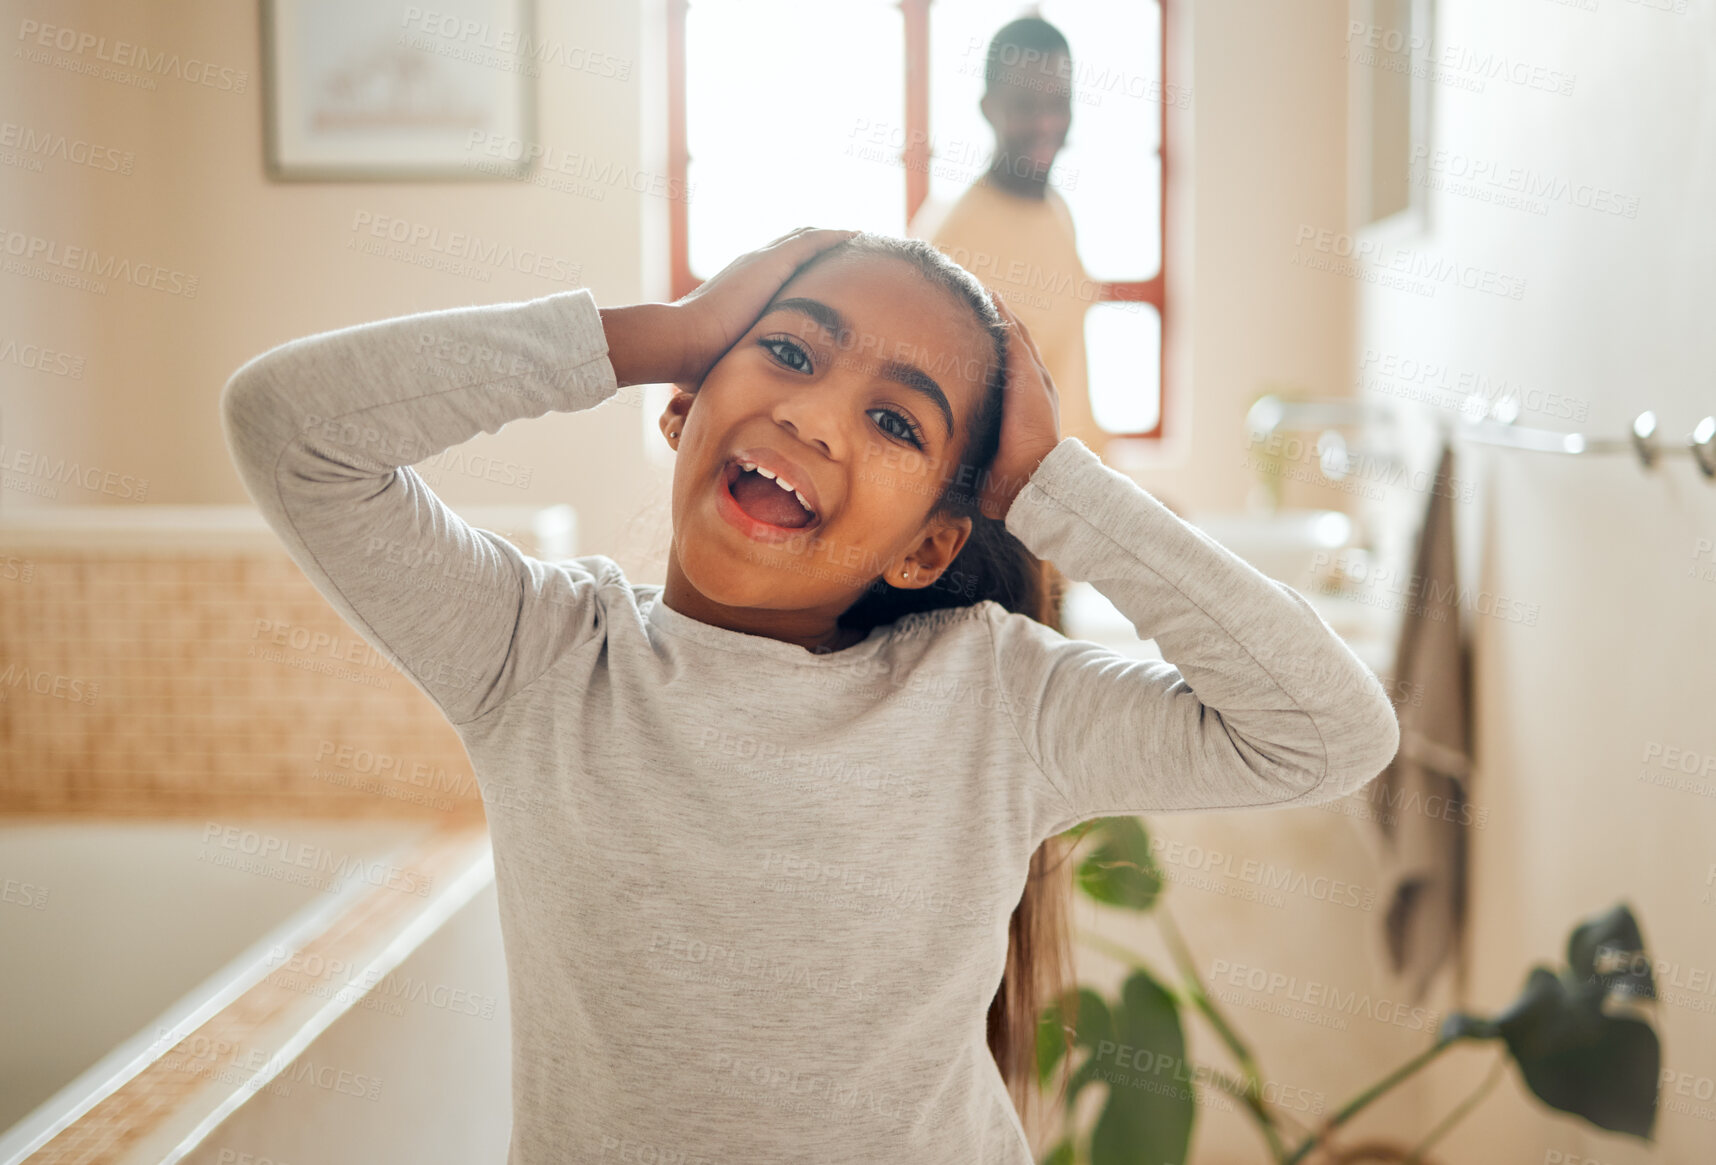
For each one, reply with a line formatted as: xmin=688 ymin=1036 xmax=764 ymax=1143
xmin=737 ymin=459 xmax=815 ymax=518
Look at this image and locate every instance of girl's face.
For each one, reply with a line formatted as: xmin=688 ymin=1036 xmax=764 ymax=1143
xmin=660 ymin=252 xmax=995 ymax=620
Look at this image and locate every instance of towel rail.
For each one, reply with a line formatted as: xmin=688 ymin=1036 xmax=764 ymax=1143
xmin=1246 ymin=394 xmax=1716 ymax=482
xmin=1454 ymin=409 xmax=1716 ymax=479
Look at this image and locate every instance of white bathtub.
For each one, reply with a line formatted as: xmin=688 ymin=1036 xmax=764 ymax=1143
xmin=0 ymin=818 xmax=501 ymax=1164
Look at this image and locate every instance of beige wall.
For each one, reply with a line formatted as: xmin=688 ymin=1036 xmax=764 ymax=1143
xmin=1352 ymin=1 xmax=1716 ymax=1162
xmin=2 ymin=0 xmax=669 ymax=574
xmin=1119 ymin=0 xmax=1357 ymax=523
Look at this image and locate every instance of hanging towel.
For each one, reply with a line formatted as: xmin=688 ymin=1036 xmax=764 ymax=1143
xmin=1369 ymin=438 xmax=1474 ymax=1002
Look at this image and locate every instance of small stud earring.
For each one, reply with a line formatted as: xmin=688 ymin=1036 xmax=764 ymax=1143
xmin=668 ymin=429 xmax=678 ymax=439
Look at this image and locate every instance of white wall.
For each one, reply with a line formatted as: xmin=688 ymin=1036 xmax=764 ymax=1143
xmin=1353 ymin=2 xmax=1716 ymax=1161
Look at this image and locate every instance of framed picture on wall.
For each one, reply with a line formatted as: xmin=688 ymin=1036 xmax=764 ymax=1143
xmin=262 ymin=0 xmax=535 ymax=180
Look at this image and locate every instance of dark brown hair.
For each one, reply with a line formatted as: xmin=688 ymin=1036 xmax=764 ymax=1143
xmin=985 ymin=16 xmax=1072 ymax=90
xmin=774 ymin=232 xmax=1081 ymax=1131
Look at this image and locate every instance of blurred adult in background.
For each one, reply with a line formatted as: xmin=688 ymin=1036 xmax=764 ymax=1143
xmin=909 ymin=14 xmax=1107 ymax=458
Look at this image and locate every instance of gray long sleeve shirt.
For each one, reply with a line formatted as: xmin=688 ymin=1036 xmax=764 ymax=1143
xmin=219 ymin=287 xmax=1400 ymax=1164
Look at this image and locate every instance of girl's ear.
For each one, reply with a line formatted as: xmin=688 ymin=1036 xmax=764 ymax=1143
xmin=658 ymin=390 xmax=694 ymax=444
xmin=910 ymin=514 xmax=974 ymax=582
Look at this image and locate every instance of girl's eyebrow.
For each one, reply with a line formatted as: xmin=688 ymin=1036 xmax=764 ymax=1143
xmin=763 ymin=297 xmax=956 ymax=441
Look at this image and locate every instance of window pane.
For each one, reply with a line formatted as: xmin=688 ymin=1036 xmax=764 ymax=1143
xmin=1086 ymin=301 xmax=1161 ymax=434
xmin=686 ymin=0 xmax=904 ymax=277
xmin=1038 ymin=0 xmax=1162 ymax=154
xmin=1041 ymin=0 xmax=1162 ymax=281
xmin=928 ymin=0 xmax=1162 ymax=281
xmin=1065 ymin=153 xmax=1160 ymax=282
xmin=926 ymin=0 xmax=1009 ymax=203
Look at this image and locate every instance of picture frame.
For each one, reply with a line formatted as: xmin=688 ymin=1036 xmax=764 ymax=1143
xmin=261 ymin=0 xmax=536 ymax=181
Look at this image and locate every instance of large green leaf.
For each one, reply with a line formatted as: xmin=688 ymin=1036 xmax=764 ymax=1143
xmin=1442 ymin=902 xmax=1659 ymax=1139
xmin=1491 ymin=967 xmax=1659 ymax=1138
xmin=1040 ymin=1138 xmax=1075 ymax=1165
xmin=1075 ymin=817 xmax=1162 ymax=911
xmin=1066 ymin=1052 xmax=1105 ymax=1117
xmin=1567 ymin=902 xmax=1655 ymax=1001
xmin=1086 ymin=970 xmax=1196 ymax=1165
xmin=1039 ymin=987 xmax=1113 ymax=1091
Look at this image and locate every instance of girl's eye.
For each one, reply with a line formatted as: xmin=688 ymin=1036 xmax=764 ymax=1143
xmin=759 ymin=335 xmax=925 ymax=449
xmin=758 ymin=336 xmax=812 ymax=373
xmin=868 ymin=408 xmax=925 ymax=449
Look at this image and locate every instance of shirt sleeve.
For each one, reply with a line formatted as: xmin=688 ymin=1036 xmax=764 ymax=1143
xmin=990 ymin=437 xmax=1402 ymax=840
xmin=218 ymin=287 xmax=621 ymax=727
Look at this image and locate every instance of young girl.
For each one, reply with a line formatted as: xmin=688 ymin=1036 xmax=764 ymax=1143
xmin=221 ymin=227 xmax=1399 ymax=1163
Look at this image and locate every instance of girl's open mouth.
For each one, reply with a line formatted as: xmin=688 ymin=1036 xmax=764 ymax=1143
xmin=716 ymin=456 xmax=822 ymax=541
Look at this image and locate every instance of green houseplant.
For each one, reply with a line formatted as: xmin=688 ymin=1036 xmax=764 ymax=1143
xmin=1034 ymin=817 xmax=1661 ymax=1165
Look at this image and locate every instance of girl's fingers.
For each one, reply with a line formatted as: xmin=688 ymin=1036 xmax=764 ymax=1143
xmin=996 ymin=300 xmax=1047 ymax=375
xmin=992 ymin=294 xmax=1029 ymax=346
xmin=768 ymin=227 xmax=862 ymax=267
xmin=726 ymin=228 xmax=861 ymax=297
xmin=760 ymin=226 xmax=817 ymax=248
xmin=766 ymin=226 xmax=861 ymax=253
xmin=994 ymin=298 xmax=1059 ymax=426
xmin=675 ymin=228 xmax=862 ymax=380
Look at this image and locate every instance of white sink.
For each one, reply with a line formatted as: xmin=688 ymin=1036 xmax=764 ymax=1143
xmin=1058 ymin=508 xmax=1398 ymax=677
xmin=1180 ymin=508 xmax=1354 ymax=584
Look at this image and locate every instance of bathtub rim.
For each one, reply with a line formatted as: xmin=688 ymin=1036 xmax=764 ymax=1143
xmin=0 ymin=819 xmax=492 ymax=1165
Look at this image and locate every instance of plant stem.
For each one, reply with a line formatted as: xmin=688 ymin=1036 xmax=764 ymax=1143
xmin=1206 ymin=1067 xmax=1293 ymax=1158
xmin=1402 ymin=1050 xmax=1506 ymax=1165
xmin=1153 ymin=906 xmax=1288 ymax=1160
xmin=1074 ymin=926 xmax=1288 ymax=1157
xmin=1073 ymin=929 xmax=1209 ymax=1038
xmin=1283 ymin=1038 xmax=1456 ymax=1165
xmin=1075 ymin=930 xmax=1166 ymax=978
xmin=1072 ymin=926 xmax=1256 ymax=1082
xmin=1154 ymin=907 xmax=1260 ymax=1079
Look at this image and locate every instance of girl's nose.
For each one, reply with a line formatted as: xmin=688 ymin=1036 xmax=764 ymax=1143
xmin=770 ymin=379 xmax=854 ymax=462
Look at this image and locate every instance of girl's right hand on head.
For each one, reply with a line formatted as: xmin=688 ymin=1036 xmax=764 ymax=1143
xmin=978 ymin=296 xmax=1063 ymax=521
xmin=670 ymin=227 xmax=860 ymax=391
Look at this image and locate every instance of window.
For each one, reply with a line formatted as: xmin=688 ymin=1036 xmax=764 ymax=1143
xmin=667 ymin=0 xmax=1170 ymax=439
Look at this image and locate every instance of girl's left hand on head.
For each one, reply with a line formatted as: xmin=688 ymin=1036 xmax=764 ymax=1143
xmin=978 ymin=296 xmax=1063 ymax=522
xmin=671 ymin=226 xmax=860 ymax=392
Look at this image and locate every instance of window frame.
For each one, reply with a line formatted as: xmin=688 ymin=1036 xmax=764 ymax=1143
xmin=665 ymin=0 xmax=1169 ymax=442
